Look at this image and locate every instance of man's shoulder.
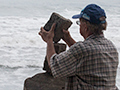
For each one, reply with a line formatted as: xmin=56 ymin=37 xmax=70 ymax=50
xmin=69 ymin=41 xmax=88 ymax=52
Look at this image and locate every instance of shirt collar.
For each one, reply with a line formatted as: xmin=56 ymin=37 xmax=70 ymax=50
xmin=85 ymin=34 xmax=104 ymax=40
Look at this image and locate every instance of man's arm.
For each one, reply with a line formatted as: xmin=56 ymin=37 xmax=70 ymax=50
xmin=46 ymin=39 xmax=55 ymax=68
xmin=39 ymin=23 xmax=56 ymax=68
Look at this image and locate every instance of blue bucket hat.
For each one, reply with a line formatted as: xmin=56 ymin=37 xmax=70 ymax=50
xmin=72 ymin=4 xmax=106 ymax=24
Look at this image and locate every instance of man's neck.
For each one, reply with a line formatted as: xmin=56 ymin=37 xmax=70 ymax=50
xmin=84 ymin=32 xmax=103 ymax=40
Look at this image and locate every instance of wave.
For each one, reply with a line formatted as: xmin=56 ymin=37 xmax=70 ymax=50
xmin=0 ymin=64 xmax=42 ymax=69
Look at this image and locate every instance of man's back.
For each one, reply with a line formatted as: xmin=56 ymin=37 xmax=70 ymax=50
xmin=73 ymin=34 xmax=119 ymax=90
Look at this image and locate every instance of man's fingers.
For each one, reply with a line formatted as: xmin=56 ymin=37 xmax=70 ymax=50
xmin=39 ymin=27 xmax=47 ymax=35
xmin=63 ymin=29 xmax=69 ymax=34
xmin=50 ymin=23 xmax=56 ymax=32
xmin=63 ymin=29 xmax=67 ymax=32
xmin=38 ymin=27 xmax=42 ymax=35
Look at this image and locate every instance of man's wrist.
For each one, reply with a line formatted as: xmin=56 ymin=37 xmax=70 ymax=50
xmin=47 ymin=39 xmax=53 ymax=44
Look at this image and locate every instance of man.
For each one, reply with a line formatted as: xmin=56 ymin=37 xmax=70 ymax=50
xmin=39 ymin=4 xmax=119 ymax=90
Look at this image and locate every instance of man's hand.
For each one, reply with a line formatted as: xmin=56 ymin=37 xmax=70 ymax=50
xmin=62 ymin=29 xmax=71 ymax=42
xmin=62 ymin=29 xmax=76 ymax=47
xmin=39 ymin=23 xmax=56 ymax=43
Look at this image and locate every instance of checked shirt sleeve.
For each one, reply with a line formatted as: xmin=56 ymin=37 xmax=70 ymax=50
xmin=50 ymin=45 xmax=78 ymax=78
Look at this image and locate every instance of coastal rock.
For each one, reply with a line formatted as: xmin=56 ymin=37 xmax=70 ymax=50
xmin=44 ymin=12 xmax=72 ymax=43
xmin=24 ymin=73 xmax=66 ymax=90
xmin=24 ymin=43 xmax=67 ymax=90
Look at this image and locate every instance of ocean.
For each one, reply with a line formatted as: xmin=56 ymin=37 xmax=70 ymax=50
xmin=0 ymin=0 xmax=120 ymax=90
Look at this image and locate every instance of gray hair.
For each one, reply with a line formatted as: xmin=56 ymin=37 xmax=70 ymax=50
xmin=82 ymin=17 xmax=107 ymax=35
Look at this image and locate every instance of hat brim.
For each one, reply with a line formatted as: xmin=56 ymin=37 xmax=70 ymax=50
xmin=72 ymin=14 xmax=82 ymax=19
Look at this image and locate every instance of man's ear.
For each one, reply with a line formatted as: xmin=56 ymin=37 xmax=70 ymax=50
xmin=84 ymin=23 xmax=88 ymax=32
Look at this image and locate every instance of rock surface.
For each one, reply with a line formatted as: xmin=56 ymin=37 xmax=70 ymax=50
xmin=24 ymin=73 xmax=66 ymax=90
xmin=43 ymin=43 xmax=66 ymax=74
xmin=24 ymin=43 xmax=67 ymax=90
xmin=44 ymin=12 xmax=72 ymax=43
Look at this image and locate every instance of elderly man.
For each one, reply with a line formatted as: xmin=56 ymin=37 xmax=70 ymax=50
xmin=39 ymin=4 xmax=119 ymax=90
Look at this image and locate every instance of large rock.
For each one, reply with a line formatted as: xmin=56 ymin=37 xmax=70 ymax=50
xmin=24 ymin=73 xmax=66 ymax=90
xmin=44 ymin=12 xmax=72 ymax=43
xmin=24 ymin=43 xmax=67 ymax=90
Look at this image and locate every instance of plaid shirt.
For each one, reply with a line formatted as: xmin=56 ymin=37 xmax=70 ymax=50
xmin=50 ymin=34 xmax=119 ymax=90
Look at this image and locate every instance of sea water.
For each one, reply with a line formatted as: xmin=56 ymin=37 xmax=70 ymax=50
xmin=0 ymin=0 xmax=120 ymax=90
